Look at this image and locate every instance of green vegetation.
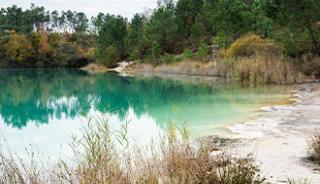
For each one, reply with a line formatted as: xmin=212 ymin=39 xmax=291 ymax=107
xmin=0 ymin=0 xmax=319 ymax=82
xmin=0 ymin=119 xmax=266 ymax=184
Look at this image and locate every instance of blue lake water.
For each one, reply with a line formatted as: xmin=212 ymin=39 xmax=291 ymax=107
xmin=0 ymin=69 xmax=291 ymax=161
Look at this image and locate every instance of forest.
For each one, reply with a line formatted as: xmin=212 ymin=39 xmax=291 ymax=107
xmin=0 ymin=0 xmax=319 ymax=77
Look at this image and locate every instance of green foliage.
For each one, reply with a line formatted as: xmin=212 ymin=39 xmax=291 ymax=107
xmin=149 ymin=41 xmax=162 ymax=62
xmin=95 ymin=14 xmax=127 ymax=66
xmin=129 ymin=49 xmax=140 ymax=61
xmin=0 ymin=4 xmax=49 ymax=34
xmin=145 ymin=1 xmax=178 ymax=53
xmin=104 ymin=44 xmax=120 ymax=67
xmin=30 ymin=32 xmax=41 ymax=54
xmin=158 ymin=54 xmax=181 ymax=64
xmin=264 ymin=0 xmax=320 ymax=56
xmin=175 ymin=0 xmax=204 ymax=40
xmin=212 ymin=0 xmax=253 ymax=48
xmin=126 ymin=14 xmax=144 ymax=58
xmin=196 ymin=41 xmax=209 ymax=60
xmin=183 ymin=48 xmax=193 ymax=60
xmin=0 ymin=0 xmax=320 ymax=68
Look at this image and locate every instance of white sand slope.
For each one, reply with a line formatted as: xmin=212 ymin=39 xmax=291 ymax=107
xmin=229 ymin=84 xmax=320 ymax=183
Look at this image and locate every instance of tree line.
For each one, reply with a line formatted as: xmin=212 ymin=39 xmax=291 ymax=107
xmin=0 ymin=0 xmax=319 ymax=68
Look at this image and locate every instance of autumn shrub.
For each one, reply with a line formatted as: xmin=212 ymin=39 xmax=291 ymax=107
xmin=5 ymin=31 xmax=33 ymax=64
xmin=38 ymin=27 xmax=50 ymax=55
xmin=85 ymin=47 xmax=97 ymax=61
xmin=224 ymin=33 xmax=283 ymax=59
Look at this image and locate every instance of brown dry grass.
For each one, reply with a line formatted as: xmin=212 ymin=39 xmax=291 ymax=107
xmin=308 ymin=130 xmax=320 ymax=162
xmin=0 ymin=120 xmax=266 ymax=184
xmin=126 ymin=61 xmax=219 ymax=77
xmin=215 ymin=34 xmax=304 ymax=85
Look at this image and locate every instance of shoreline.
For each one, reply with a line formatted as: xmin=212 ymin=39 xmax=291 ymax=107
xmin=224 ymin=83 xmax=320 ymax=183
xmin=124 ymin=61 xmax=221 ymax=77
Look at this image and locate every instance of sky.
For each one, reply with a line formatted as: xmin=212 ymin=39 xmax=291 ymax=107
xmin=0 ymin=0 xmax=158 ymax=19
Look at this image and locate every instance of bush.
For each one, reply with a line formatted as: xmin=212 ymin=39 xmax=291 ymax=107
xmin=224 ymin=33 xmax=283 ymax=59
xmin=149 ymin=41 xmax=162 ymax=62
xmin=273 ymin=27 xmax=314 ymax=57
xmin=85 ymin=47 xmax=96 ymax=61
xmin=196 ymin=41 xmax=209 ymax=61
xmin=183 ymin=48 xmax=193 ymax=60
xmin=129 ymin=49 xmax=140 ymax=61
xmin=5 ymin=31 xmax=33 ymax=64
xmin=104 ymin=44 xmax=120 ymax=68
xmin=158 ymin=54 xmax=181 ymax=64
xmin=218 ymin=154 xmax=265 ymax=184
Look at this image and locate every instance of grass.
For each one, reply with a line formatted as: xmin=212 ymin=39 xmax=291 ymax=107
xmin=126 ymin=61 xmax=218 ymax=77
xmin=308 ymin=129 xmax=320 ymax=162
xmin=0 ymin=119 xmax=267 ymax=184
xmin=287 ymin=178 xmax=310 ymax=184
xmin=215 ymin=33 xmax=304 ymax=85
xmin=215 ymin=56 xmax=301 ymax=85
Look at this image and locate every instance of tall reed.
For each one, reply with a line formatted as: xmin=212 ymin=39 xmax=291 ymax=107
xmin=0 ymin=119 xmax=266 ymax=184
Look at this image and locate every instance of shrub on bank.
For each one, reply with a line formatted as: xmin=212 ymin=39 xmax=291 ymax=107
xmin=224 ymin=33 xmax=283 ymax=59
xmin=183 ymin=48 xmax=193 ymax=61
xmin=104 ymin=44 xmax=120 ymax=68
xmin=196 ymin=41 xmax=209 ymax=61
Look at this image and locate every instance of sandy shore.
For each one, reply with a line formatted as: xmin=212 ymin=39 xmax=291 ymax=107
xmin=80 ymin=62 xmax=133 ymax=74
xmin=227 ymin=83 xmax=320 ymax=183
xmin=124 ymin=61 xmax=220 ymax=77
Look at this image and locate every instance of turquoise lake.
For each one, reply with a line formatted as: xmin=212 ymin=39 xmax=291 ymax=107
xmin=0 ymin=69 xmax=292 ymax=161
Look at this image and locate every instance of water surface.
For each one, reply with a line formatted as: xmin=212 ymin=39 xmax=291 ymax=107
xmin=0 ymin=69 xmax=291 ymax=160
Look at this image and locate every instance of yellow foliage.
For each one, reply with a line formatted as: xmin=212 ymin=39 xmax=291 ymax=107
xmin=39 ymin=25 xmax=50 ymax=54
xmin=316 ymin=21 xmax=320 ymax=29
xmin=224 ymin=33 xmax=283 ymax=58
xmin=5 ymin=31 xmax=33 ymax=63
xmin=85 ymin=47 xmax=96 ymax=60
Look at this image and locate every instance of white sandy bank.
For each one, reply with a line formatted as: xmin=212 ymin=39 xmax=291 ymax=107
xmin=228 ymin=83 xmax=320 ymax=183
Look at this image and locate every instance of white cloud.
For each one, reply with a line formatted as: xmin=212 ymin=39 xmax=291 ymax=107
xmin=0 ymin=0 xmax=157 ymax=19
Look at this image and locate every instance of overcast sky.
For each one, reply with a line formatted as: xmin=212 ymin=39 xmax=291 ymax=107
xmin=0 ymin=0 xmax=158 ymax=19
